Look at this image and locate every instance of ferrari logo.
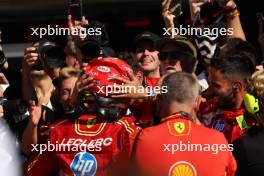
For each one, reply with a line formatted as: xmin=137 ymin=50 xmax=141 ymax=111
xmin=174 ymin=122 xmax=185 ymax=134
xmin=87 ymin=118 xmax=97 ymax=129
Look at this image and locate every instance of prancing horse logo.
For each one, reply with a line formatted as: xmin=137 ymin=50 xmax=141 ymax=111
xmin=174 ymin=122 xmax=185 ymax=134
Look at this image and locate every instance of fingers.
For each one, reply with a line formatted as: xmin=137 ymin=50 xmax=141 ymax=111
xmin=109 ymin=76 xmax=129 ymax=84
xmin=162 ymin=0 xmax=170 ymax=11
xmin=111 ymin=94 xmax=130 ymax=98
xmin=68 ymin=15 xmax=73 ymax=29
xmin=81 ymin=62 xmax=88 ymax=71
xmin=82 ymin=16 xmax=89 ymax=25
xmin=195 ymin=2 xmax=206 ymax=7
xmin=24 ymin=56 xmax=38 ymax=66
xmin=79 ymin=84 xmax=94 ymax=92
xmin=162 ymin=0 xmax=168 ymax=6
xmin=170 ymin=3 xmax=181 ymax=14
xmin=79 ymin=78 xmax=94 ymax=89
xmin=110 ymin=77 xmax=129 ymax=84
xmin=76 ymin=74 xmax=94 ymax=91
xmin=24 ymin=47 xmax=39 ymax=66
xmin=166 ymin=0 xmax=172 ymax=10
xmin=127 ymin=71 xmax=137 ymax=81
xmin=24 ymin=47 xmax=36 ymax=53
xmin=25 ymin=53 xmax=38 ymax=60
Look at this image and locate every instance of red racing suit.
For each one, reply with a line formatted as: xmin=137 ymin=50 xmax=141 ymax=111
xmin=25 ymin=114 xmax=140 ymax=176
xmin=198 ymin=99 xmax=250 ymax=143
xmin=133 ymin=113 xmax=237 ymax=176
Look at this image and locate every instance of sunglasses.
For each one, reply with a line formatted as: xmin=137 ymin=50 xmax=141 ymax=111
xmin=158 ymin=51 xmax=192 ymax=61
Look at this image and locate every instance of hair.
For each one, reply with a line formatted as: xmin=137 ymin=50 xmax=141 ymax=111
xmin=180 ymin=55 xmax=198 ymax=74
xmin=58 ymin=67 xmax=80 ymax=87
xmin=211 ymin=53 xmax=255 ymax=84
xmin=52 ymin=67 xmax=80 ymax=115
xmin=118 ymin=52 xmax=144 ymax=74
xmin=161 ymin=72 xmax=199 ymax=104
xmin=219 ymin=38 xmax=258 ymax=67
xmin=247 ymin=70 xmax=264 ymax=126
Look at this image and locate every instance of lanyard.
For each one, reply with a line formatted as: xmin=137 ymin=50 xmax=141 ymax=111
xmin=161 ymin=111 xmax=192 ymax=123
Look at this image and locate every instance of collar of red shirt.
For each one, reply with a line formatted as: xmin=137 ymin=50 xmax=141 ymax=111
xmin=161 ymin=111 xmax=193 ymax=123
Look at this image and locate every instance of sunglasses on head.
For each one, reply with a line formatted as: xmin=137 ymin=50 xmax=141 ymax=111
xmin=158 ymin=51 xmax=192 ymax=61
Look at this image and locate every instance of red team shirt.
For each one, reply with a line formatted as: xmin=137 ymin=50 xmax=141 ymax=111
xmin=25 ymin=114 xmax=140 ymax=176
xmin=131 ymin=76 xmax=160 ymax=127
xmin=198 ymin=99 xmax=248 ymax=143
xmin=134 ymin=113 xmax=237 ymax=176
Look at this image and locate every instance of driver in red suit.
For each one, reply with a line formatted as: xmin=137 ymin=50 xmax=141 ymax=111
xmin=25 ymin=57 xmax=140 ymax=176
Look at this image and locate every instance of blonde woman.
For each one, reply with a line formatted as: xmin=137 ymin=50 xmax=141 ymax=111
xmin=233 ymin=70 xmax=264 ymax=176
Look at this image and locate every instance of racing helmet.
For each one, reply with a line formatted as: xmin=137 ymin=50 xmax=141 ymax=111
xmin=79 ymin=57 xmax=133 ymax=121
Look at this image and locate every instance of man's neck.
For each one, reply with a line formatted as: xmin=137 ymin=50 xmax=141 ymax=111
xmin=162 ymin=104 xmax=193 ymax=119
xmin=145 ymin=69 xmax=160 ymax=78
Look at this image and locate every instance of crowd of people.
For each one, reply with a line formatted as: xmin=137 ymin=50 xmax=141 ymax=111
xmin=0 ymin=0 xmax=264 ymax=175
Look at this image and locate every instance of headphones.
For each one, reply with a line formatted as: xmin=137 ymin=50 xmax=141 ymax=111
xmin=243 ymin=93 xmax=260 ymax=114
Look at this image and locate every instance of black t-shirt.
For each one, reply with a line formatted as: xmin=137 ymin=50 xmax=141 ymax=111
xmin=233 ymin=126 xmax=264 ymax=176
xmin=2 ymin=69 xmax=22 ymax=100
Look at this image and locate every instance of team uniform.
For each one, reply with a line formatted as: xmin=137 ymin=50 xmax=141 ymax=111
xmin=25 ymin=57 xmax=141 ymax=176
xmin=144 ymin=77 xmax=160 ymax=88
xmin=130 ymin=76 xmax=160 ymax=127
xmin=198 ymin=99 xmax=250 ymax=143
xmin=133 ymin=112 xmax=237 ymax=176
xmin=25 ymin=114 xmax=140 ymax=176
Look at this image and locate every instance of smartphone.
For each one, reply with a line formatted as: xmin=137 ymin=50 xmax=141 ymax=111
xmin=69 ymin=0 xmax=83 ymax=21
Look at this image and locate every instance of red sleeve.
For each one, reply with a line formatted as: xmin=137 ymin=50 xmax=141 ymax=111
xmin=107 ymin=124 xmax=132 ymax=176
xmin=24 ymin=150 xmax=58 ymax=176
xmin=117 ymin=116 xmax=142 ymax=156
xmin=25 ymin=125 xmax=59 ymax=176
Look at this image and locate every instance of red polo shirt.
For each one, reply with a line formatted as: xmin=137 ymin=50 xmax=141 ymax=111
xmin=133 ymin=113 xmax=237 ymax=176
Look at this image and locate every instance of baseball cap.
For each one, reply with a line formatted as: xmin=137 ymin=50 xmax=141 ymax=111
xmin=133 ymin=31 xmax=160 ymax=49
xmin=156 ymin=36 xmax=197 ymax=59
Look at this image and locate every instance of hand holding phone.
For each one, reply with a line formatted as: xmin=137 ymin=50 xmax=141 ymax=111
xmin=69 ymin=0 xmax=83 ymax=21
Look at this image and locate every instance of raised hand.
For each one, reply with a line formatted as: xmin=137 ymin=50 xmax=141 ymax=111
xmin=162 ymin=0 xmax=182 ymax=37
xmin=110 ymin=71 xmax=148 ymax=99
xmin=67 ymin=14 xmax=89 ymax=44
xmin=28 ymin=99 xmax=43 ymax=126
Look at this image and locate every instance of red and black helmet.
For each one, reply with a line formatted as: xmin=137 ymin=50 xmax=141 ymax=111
xmin=82 ymin=57 xmax=133 ymax=121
